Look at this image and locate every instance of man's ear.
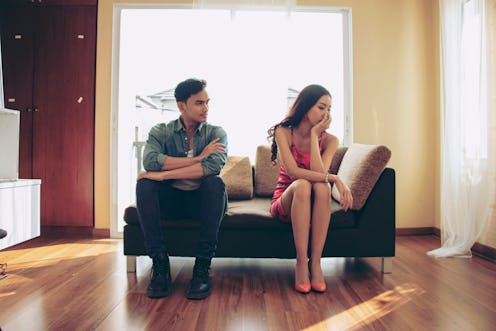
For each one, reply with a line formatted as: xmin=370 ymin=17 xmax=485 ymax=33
xmin=177 ymin=101 xmax=185 ymax=112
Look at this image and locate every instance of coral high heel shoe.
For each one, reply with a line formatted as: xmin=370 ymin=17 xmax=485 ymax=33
xmin=311 ymin=282 xmax=327 ymax=293
xmin=295 ymin=283 xmax=311 ymax=294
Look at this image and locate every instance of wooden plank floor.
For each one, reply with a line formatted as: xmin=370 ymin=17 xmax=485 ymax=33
xmin=0 ymin=235 xmax=495 ymax=331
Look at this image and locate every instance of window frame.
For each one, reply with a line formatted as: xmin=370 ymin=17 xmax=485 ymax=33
xmin=110 ymin=3 xmax=353 ymax=238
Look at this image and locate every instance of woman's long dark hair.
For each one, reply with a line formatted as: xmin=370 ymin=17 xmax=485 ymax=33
xmin=267 ymin=84 xmax=331 ymax=163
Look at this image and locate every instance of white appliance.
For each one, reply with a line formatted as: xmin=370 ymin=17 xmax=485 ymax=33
xmin=0 ymin=108 xmax=20 ymax=180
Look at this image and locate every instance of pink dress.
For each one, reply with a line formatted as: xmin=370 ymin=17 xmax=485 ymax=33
xmin=270 ymin=130 xmax=324 ymax=222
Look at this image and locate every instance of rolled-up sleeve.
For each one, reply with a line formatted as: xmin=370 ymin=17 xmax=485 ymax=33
xmin=142 ymin=124 xmax=168 ymax=171
xmin=201 ymin=126 xmax=228 ymax=176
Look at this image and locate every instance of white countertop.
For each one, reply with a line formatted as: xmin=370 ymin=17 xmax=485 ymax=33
xmin=0 ymin=179 xmax=42 ymax=189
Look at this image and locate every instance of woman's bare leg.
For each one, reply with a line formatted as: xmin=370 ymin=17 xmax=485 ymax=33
xmin=309 ymin=182 xmax=332 ymax=284
xmin=280 ymin=179 xmax=312 ymax=286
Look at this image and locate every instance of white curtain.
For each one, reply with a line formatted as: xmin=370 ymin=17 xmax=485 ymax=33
xmin=428 ymin=0 xmax=496 ymax=258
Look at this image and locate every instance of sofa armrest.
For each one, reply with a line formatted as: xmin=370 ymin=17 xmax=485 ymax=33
xmin=349 ymin=167 xmax=396 ymax=260
xmin=355 ymin=167 xmax=396 ymax=231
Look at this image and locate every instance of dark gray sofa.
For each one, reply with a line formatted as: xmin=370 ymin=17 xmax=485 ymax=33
xmin=123 ymin=145 xmax=396 ymax=273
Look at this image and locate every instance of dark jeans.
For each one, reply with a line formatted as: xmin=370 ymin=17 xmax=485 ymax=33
xmin=136 ymin=175 xmax=227 ymax=259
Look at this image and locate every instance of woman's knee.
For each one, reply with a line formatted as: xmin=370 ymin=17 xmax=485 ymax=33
xmin=312 ymin=182 xmax=332 ymax=200
xmin=292 ymin=179 xmax=312 ymax=199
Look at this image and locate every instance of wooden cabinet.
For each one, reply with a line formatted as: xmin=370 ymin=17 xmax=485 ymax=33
xmin=0 ymin=5 xmax=35 ymax=179
xmin=0 ymin=1 xmax=96 ymax=227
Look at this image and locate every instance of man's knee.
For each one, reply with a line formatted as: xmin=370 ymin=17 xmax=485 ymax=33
xmin=136 ymin=178 xmax=159 ymax=196
xmin=137 ymin=178 xmax=154 ymax=188
xmin=200 ymin=175 xmax=226 ymax=193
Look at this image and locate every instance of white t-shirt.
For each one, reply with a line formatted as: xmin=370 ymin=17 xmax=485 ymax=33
xmin=171 ymin=149 xmax=201 ymax=191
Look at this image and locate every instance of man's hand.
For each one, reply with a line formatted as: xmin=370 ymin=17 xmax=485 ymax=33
xmin=197 ymin=138 xmax=226 ymax=160
xmin=138 ymin=171 xmax=167 ymax=181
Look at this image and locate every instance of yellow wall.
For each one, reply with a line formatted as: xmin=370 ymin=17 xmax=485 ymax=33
xmin=95 ymin=0 xmax=440 ymax=233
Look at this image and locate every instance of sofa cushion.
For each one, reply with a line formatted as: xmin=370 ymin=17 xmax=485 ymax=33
xmin=220 ymin=156 xmax=253 ymax=200
xmin=123 ymin=198 xmax=357 ymax=229
xmin=254 ymin=145 xmax=279 ymax=197
xmin=329 ymin=147 xmax=348 ymax=174
xmin=224 ymin=199 xmax=356 ymax=229
xmin=332 ymin=144 xmax=391 ymax=210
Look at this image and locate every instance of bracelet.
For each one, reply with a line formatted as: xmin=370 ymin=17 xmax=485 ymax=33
xmin=324 ymin=173 xmax=330 ymax=183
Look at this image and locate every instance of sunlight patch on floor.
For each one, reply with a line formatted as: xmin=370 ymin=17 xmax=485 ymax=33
xmin=0 ymin=291 xmax=16 ymax=298
xmin=304 ymin=283 xmax=425 ymax=331
xmin=0 ymin=239 xmax=121 ymax=266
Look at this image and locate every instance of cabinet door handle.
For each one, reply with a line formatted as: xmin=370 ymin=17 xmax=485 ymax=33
xmin=26 ymin=108 xmax=32 ymax=112
xmin=33 ymin=108 xmax=39 ymax=112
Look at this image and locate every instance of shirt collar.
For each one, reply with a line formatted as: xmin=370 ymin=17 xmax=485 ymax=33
xmin=173 ymin=117 xmax=205 ymax=133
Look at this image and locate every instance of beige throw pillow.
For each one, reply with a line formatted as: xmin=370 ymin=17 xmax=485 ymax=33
xmin=332 ymin=144 xmax=391 ymax=210
xmin=220 ymin=156 xmax=253 ymax=200
xmin=254 ymin=145 xmax=280 ymax=197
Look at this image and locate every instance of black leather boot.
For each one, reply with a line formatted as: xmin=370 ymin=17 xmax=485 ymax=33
xmin=147 ymin=252 xmax=171 ymax=298
xmin=186 ymin=257 xmax=211 ymax=300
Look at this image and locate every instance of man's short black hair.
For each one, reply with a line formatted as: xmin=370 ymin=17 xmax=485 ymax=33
xmin=174 ymin=78 xmax=207 ymax=102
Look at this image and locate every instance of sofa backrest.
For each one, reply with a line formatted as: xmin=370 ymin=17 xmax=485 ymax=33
xmin=221 ymin=144 xmax=391 ymax=208
xmin=253 ymin=145 xmax=349 ymax=197
xmin=254 ymin=145 xmax=280 ymax=197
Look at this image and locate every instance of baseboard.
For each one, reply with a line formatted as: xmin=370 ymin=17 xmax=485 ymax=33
xmin=472 ymin=241 xmax=496 ymax=263
xmin=396 ymin=227 xmax=435 ymax=236
xmin=92 ymin=228 xmax=111 ymax=238
xmin=396 ymin=227 xmax=495 ymax=263
xmin=433 ymin=227 xmax=441 ymax=237
xmin=41 ymin=226 xmax=110 ymax=238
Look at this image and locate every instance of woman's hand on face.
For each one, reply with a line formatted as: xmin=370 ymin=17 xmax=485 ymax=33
xmin=311 ymin=112 xmax=331 ymax=135
xmin=138 ymin=171 xmax=166 ymax=181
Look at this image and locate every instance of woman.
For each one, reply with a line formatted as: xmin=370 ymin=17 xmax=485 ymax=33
xmin=268 ymin=84 xmax=353 ymax=294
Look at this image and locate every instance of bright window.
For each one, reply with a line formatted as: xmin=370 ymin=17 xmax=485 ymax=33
xmin=111 ymin=5 xmax=353 ymax=236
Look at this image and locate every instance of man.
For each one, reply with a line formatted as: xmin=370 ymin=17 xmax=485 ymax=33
xmin=136 ymin=78 xmax=228 ymax=300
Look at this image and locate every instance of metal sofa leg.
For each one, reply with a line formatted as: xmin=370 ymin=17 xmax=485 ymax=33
xmin=381 ymin=257 xmax=392 ymax=273
xmin=0 ymin=228 xmax=7 ymax=279
xmin=0 ymin=263 xmax=7 ymax=279
xmin=127 ymin=256 xmax=137 ymax=273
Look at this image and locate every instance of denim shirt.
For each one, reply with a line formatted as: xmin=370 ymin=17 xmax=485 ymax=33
xmin=142 ymin=118 xmax=228 ymax=177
